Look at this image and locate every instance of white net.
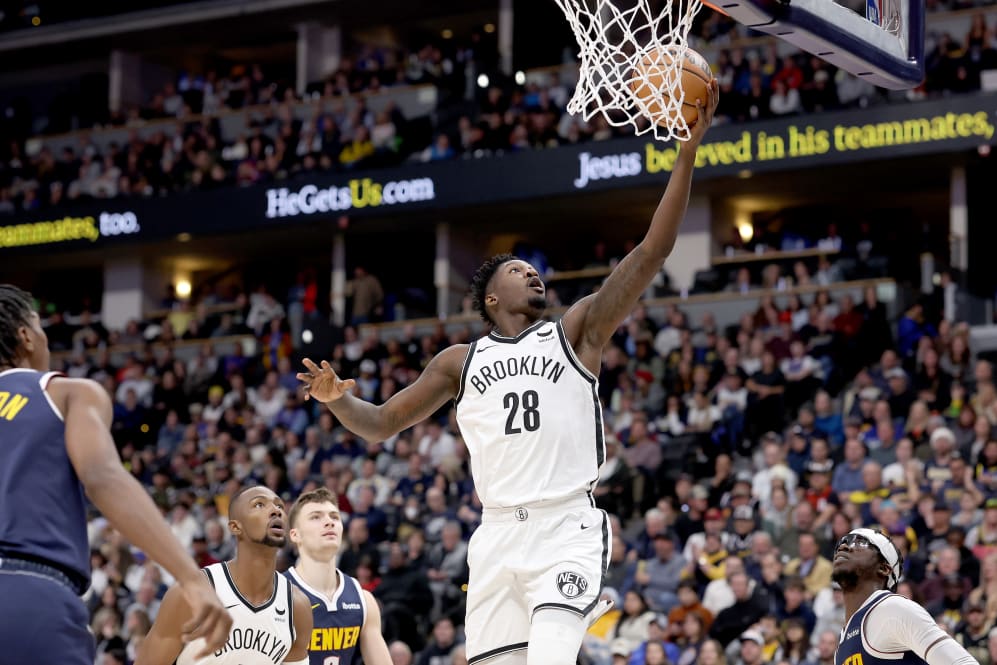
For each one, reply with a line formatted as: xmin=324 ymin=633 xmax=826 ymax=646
xmin=553 ymin=0 xmax=706 ymax=142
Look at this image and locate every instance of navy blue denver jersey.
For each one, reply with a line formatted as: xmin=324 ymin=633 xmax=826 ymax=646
xmin=0 ymin=369 xmax=89 ymax=589
xmin=285 ymin=566 xmax=367 ymax=665
xmin=835 ymin=591 xmax=925 ymax=665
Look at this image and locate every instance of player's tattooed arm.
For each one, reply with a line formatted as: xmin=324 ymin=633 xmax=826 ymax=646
xmin=563 ymin=80 xmax=719 ymax=363
xmin=299 ymin=346 xmax=464 ymax=442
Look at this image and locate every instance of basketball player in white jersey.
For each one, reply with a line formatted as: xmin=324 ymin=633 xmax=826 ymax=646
xmin=298 ymin=81 xmax=719 ymax=665
xmin=285 ymin=487 xmax=392 ymax=665
xmin=138 ymin=486 xmax=313 ymax=665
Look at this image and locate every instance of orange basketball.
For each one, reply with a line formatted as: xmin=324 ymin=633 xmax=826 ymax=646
xmin=630 ymin=46 xmax=713 ymax=126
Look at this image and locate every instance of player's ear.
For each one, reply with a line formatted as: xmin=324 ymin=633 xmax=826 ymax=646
xmin=16 ymin=325 xmax=33 ymax=352
xmin=288 ymin=527 xmax=300 ymax=545
xmin=229 ymin=519 xmax=242 ymax=537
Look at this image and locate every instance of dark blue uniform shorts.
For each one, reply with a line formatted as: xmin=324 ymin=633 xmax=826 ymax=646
xmin=0 ymin=565 xmax=95 ymax=665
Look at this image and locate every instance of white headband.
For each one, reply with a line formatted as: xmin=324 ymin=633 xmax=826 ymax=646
xmin=849 ymin=528 xmax=902 ymax=588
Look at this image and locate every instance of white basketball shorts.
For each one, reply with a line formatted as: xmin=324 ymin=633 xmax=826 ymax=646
xmin=464 ymin=494 xmax=612 ymax=664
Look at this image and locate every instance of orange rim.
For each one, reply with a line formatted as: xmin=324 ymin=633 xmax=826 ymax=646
xmin=702 ymin=0 xmax=730 ymax=16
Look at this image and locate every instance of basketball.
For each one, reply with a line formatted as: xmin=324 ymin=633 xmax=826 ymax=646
xmin=630 ymin=46 xmax=713 ymax=126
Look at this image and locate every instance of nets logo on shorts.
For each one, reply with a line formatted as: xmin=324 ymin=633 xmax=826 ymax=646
xmin=556 ymin=571 xmax=589 ymax=599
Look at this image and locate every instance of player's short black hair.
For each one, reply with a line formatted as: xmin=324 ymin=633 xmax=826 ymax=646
xmin=0 ymin=285 xmax=35 ymax=368
xmin=469 ymin=253 xmax=516 ymax=325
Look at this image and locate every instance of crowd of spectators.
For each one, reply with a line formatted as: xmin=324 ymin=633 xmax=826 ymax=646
xmin=31 ymin=229 xmax=996 ymax=665
xmin=2 ymin=6 xmax=997 ymax=215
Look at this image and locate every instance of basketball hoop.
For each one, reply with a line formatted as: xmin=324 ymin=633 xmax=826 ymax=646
xmin=553 ymin=0 xmax=706 ymax=142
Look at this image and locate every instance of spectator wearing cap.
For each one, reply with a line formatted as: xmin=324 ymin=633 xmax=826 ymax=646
xmin=925 ymin=426 xmax=958 ymax=489
xmin=956 ymin=600 xmax=992 ymax=664
xmin=885 ymin=367 xmax=915 ymax=423
xmin=803 ymin=461 xmax=840 ymax=527
xmin=684 ymin=506 xmax=730 ymax=565
xmin=634 ymin=530 xmax=687 ymax=612
xmin=784 ymin=425 xmax=811 ymax=478
xmin=691 ymin=532 xmax=730 ymax=590
xmin=728 ymin=505 xmax=759 ymax=559
xmin=967 ymin=497 xmax=997 ymax=560
xmin=832 ymin=438 xmax=868 ymax=499
xmin=731 ymin=629 xmax=765 ymax=665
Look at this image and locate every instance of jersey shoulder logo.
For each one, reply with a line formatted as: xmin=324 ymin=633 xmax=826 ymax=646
xmin=556 ymin=570 xmax=589 ymax=599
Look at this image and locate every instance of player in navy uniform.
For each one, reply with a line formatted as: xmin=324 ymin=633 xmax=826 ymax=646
xmin=286 ymin=487 xmax=392 ymax=665
xmin=831 ymin=527 xmax=976 ymax=665
xmin=139 ymin=485 xmax=313 ymax=664
xmin=0 ymin=285 xmax=231 ymax=665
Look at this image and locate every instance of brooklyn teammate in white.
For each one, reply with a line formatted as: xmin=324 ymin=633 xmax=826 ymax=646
xmin=298 ymin=81 xmax=719 ymax=665
xmin=137 ymin=486 xmax=313 ymax=665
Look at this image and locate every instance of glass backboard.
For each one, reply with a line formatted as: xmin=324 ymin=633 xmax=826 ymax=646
xmin=702 ymin=0 xmax=925 ymax=89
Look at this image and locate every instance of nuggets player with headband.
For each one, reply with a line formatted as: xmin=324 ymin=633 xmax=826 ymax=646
xmin=285 ymin=488 xmax=392 ymax=665
xmin=0 ymin=285 xmax=231 ymax=665
xmin=139 ymin=486 xmax=313 ymax=665
xmin=831 ymin=527 xmax=976 ymax=665
xmin=298 ymin=84 xmax=719 ymax=665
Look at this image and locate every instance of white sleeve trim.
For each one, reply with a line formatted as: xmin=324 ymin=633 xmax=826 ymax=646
xmin=39 ymin=371 xmax=65 ymax=421
xmin=861 ymin=595 xmax=963 ymax=660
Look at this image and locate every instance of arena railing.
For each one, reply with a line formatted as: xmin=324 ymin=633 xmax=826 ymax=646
xmin=357 ymin=277 xmax=897 ymax=342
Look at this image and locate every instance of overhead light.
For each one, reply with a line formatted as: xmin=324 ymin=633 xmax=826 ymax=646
xmin=30 ymin=16 xmax=40 ymax=26
xmin=441 ymin=28 xmax=453 ymax=39
xmin=477 ymin=74 xmax=489 ymax=88
xmin=483 ymin=23 xmax=495 ymax=33
xmin=176 ymin=232 xmax=192 ymax=242
xmin=302 ymin=329 xmax=314 ymax=344
xmin=176 ymin=280 xmax=192 ymax=299
xmin=515 ymin=70 xmax=526 ymax=85
xmin=737 ymin=221 xmax=754 ymax=243
xmin=737 ymin=169 xmax=752 ymax=179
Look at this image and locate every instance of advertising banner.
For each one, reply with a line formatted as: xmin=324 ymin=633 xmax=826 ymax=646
xmin=2 ymin=91 xmax=995 ymax=254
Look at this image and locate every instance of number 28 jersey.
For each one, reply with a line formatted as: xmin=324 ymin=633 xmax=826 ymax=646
xmin=455 ymin=319 xmax=605 ymax=509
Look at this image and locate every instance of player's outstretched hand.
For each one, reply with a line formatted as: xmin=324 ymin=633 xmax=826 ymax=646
xmin=686 ymin=78 xmax=720 ymax=148
xmin=298 ymin=358 xmax=356 ymax=403
xmin=180 ymin=577 xmax=233 ymax=657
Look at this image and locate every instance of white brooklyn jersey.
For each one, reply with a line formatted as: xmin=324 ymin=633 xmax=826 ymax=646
xmin=177 ymin=562 xmax=295 ymax=665
xmin=455 ymin=319 xmax=604 ymax=508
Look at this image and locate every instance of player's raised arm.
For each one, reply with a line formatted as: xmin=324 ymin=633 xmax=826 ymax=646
xmin=284 ymin=587 xmax=314 ymax=663
xmin=563 ymin=79 xmax=719 ymax=353
xmin=358 ymin=590 xmax=394 ymax=665
xmin=56 ymin=378 xmax=232 ymax=658
xmin=298 ymin=348 xmax=464 ymax=442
